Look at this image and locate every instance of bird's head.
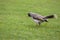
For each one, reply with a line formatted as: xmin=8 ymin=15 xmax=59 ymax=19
xmin=28 ymin=12 xmax=32 ymax=17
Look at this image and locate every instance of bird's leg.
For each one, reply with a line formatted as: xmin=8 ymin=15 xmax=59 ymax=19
xmin=35 ymin=22 xmax=41 ymax=26
xmin=38 ymin=22 xmax=41 ymax=25
xmin=35 ymin=21 xmax=41 ymax=26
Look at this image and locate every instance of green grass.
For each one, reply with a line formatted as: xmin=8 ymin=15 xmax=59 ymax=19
xmin=0 ymin=0 xmax=60 ymax=40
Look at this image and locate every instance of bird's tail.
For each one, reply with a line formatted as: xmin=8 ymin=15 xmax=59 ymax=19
xmin=44 ymin=14 xmax=57 ymax=19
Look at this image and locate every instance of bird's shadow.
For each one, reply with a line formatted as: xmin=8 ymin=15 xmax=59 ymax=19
xmin=26 ymin=24 xmax=45 ymax=29
xmin=25 ymin=22 xmax=49 ymax=30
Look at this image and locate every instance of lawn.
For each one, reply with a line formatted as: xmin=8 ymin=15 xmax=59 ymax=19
xmin=0 ymin=0 xmax=60 ymax=40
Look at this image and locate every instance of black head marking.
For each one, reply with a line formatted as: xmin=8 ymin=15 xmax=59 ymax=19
xmin=28 ymin=13 xmax=31 ymax=17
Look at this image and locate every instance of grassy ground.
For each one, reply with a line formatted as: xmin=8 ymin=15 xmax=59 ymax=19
xmin=0 ymin=0 xmax=60 ymax=40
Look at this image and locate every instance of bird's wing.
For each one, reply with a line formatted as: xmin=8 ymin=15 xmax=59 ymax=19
xmin=29 ymin=12 xmax=46 ymax=21
xmin=33 ymin=15 xmax=45 ymax=22
xmin=32 ymin=18 xmax=42 ymax=25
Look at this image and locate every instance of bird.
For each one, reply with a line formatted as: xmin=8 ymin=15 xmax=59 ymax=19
xmin=28 ymin=12 xmax=57 ymax=25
